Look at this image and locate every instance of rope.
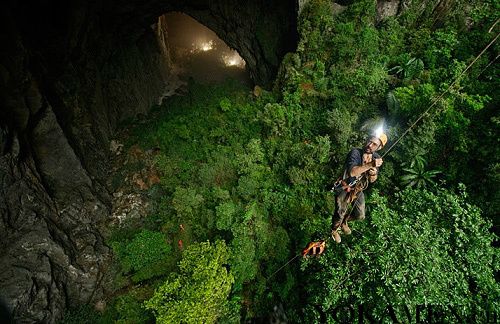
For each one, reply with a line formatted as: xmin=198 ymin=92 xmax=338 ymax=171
xmin=263 ymin=197 xmax=363 ymax=285
xmin=267 ymin=254 xmax=301 ymax=280
xmin=381 ymin=30 xmax=500 ymax=158
xmin=264 ymin=28 xmax=500 ymax=282
xmin=488 ymin=18 xmax=499 ymax=33
xmin=477 ymin=53 xmax=499 ymax=78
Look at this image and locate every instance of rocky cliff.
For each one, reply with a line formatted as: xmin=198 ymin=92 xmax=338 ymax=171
xmin=0 ymin=0 xmax=297 ymax=322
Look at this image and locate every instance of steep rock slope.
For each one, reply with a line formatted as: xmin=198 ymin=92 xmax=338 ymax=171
xmin=0 ymin=0 xmax=297 ymax=321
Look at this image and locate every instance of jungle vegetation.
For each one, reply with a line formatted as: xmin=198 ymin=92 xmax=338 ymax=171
xmin=63 ymin=0 xmax=499 ymax=322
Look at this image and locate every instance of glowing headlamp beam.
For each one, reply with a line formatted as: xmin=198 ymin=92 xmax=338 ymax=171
xmin=375 ymin=124 xmax=384 ymax=138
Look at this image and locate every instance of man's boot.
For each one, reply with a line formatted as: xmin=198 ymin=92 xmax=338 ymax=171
xmin=341 ymin=222 xmax=351 ymax=235
xmin=331 ymin=229 xmax=341 ymax=243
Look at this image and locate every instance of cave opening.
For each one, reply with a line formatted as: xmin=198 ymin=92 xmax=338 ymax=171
xmin=0 ymin=1 xmax=300 ymax=321
xmin=161 ymin=12 xmax=251 ymax=94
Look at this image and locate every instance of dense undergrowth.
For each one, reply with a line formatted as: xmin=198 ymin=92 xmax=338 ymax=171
xmin=63 ymin=0 xmax=499 ymax=322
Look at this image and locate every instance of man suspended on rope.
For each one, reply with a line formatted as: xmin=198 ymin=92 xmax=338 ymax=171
xmin=331 ymin=131 xmax=387 ymax=243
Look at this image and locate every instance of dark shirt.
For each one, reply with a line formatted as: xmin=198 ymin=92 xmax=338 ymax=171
xmin=344 ymin=148 xmax=380 ymax=181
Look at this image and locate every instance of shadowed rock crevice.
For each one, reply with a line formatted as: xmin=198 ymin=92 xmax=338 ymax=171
xmin=0 ymin=0 xmax=297 ymax=322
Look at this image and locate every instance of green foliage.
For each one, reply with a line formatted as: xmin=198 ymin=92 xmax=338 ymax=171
xmin=111 ymin=0 xmax=499 ymax=321
xmin=215 ymin=200 xmax=238 ymax=230
xmin=391 ymin=84 xmax=435 ymax=119
xmin=388 ymin=57 xmax=424 ymax=80
xmin=219 ymin=97 xmax=232 ymax=112
xmin=112 ymin=229 xmax=171 ymax=282
xmin=325 ymin=107 xmax=358 ymax=158
xmin=229 ymin=224 xmax=258 ymax=289
xmin=424 ymin=30 xmax=459 ymax=69
xmin=401 ymin=155 xmax=441 ymax=188
xmin=302 ymin=187 xmax=499 ymax=321
xmin=110 ymin=289 xmax=154 ymax=324
xmin=144 ymin=241 xmax=234 ymax=324
xmin=60 ymin=305 xmax=102 ymax=324
xmin=260 ymin=103 xmax=292 ymax=138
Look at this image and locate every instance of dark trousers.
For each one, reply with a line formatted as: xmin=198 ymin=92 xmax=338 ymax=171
xmin=332 ymin=190 xmax=365 ymax=230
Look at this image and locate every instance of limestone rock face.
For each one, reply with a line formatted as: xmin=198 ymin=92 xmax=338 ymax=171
xmin=0 ymin=0 xmax=297 ymax=322
xmin=377 ymin=1 xmax=401 ymax=21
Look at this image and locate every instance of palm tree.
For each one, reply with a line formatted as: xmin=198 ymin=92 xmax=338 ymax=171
xmin=401 ymin=155 xmax=441 ymax=188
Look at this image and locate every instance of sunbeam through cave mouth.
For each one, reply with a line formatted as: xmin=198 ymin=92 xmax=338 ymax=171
xmin=163 ymin=12 xmax=251 ymax=88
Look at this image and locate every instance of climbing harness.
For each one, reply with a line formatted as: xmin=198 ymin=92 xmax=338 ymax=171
xmin=331 ymin=177 xmax=358 ymax=193
xmin=332 ymin=153 xmax=376 ymax=193
xmin=266 ymin=28 xmax=500 ymax=279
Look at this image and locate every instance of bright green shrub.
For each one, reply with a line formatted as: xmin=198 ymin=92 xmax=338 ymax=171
xmin=145 ymin=241 xmax=234 ymax=324
xmin=219 ymin=97 xmax=232 ymax=112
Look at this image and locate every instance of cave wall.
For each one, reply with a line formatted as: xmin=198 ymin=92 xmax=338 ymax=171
xmin=110 ymin=0 xmax=299 ymax=86
xmin=0 ymin=0 xmax=297 ymax=322
xmin=0 ymin=0 xmax=458 ymax=321
xmin=0 ymin=1 xmax=172 ymax=322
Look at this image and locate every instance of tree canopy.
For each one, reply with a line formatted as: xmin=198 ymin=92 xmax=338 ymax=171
xmin=70 ymin=0 xmax=499 ymax=322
